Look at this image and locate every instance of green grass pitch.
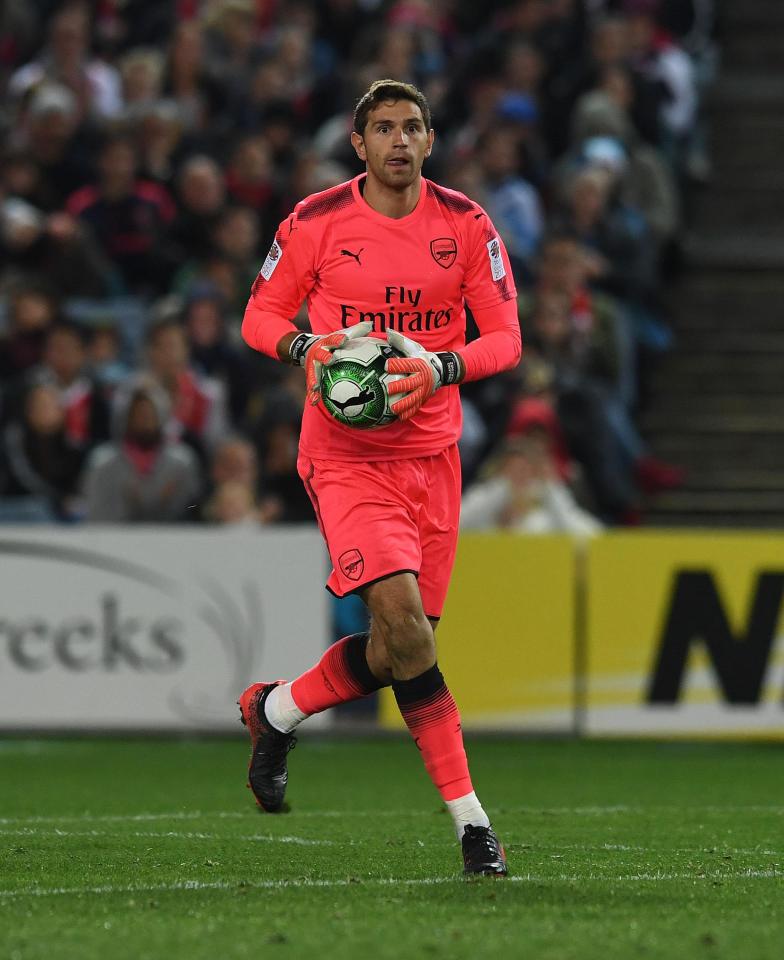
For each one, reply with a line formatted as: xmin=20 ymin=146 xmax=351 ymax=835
xmin=1 ymin=736 xmax=782 ymax=960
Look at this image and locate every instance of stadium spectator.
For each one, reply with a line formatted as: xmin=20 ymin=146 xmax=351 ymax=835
xmin=32 ymin=322 xmax=110 ymax=449
xmin=561 ymin=86 xmax=680 ymax=246
xmin=505 ymin=355 xmax=574 ymax=483
xmin=7 ymin=4 xmax=122 ymax=123
xmin=161 ymin=20 xmax=217 ymax=133
xmin=248 ymin=367 xmax=314 ymax=524
xmin=0 ymin=0 xmax=710 ymax=528
xmin=210 ymin=434 xmax=258 ymax=490
xmin=181 ymin=282 xmax=254 ymax=422
xmin=166 ymin=154 xmax=227 ymax=263
xmin=7 ymin=83 xmax=92 ymax=213
xmin=83 ymin=376 xmax=201 ymax=523
xmin=225 ymin=136 xmax=275 ymax=209
xmin=131 ymin=99 xmax=188 ymax=188
xmin=87 ymin=323 xmax=130 ymax=390
xmin=0 ymin=284 xmax=58 ymax=383
xmin=0 ymin=1 xmax=37 ymax=91
xmin=461 ymin=433 xmax=602 ymax=538
xmin=0 ymin=197 xmax=113 ymax=298
xmin=552 ymin=164 xmax=656 ymax=308
xmin=204 ymin=478 xmax=262 ymax=525
xmin=475 ymin=126 xmax=544 ymax=279
xmin=211 ymin=206 xmax=263 ymax=296
xmin=524 ymin=287 xmax=637 ymax=521
xmin=143 ymin=314 xmax=228 ymax=457
xmin=625 ymin=0 xmax=698 ymax=173
xmin=66 ymin=135 xmax=176 ymax=297
xmin=203 ymin=433 xmax=283 ymax=522
xmin=0 ymin=381 xmax=85 ymax=520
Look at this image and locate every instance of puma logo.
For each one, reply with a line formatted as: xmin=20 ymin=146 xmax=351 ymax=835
xmin=331 ymin=387 xmax=375 ymax=412
xmin=340 ymin=247 xmax=364 ymax=265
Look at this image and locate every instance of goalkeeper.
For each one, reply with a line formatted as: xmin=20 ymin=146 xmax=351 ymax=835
xmin=241 ymin=79 xmax=521 ymax=876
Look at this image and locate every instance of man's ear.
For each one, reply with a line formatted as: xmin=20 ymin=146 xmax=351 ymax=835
xmin=351 ymin=131 xmax=366 ymax=162
xmin=425 ymin=128 xmax=435 ymax=158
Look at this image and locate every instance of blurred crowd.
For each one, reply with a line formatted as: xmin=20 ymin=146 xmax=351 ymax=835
xmin=0 ymin=0 xmax=717 ymax=532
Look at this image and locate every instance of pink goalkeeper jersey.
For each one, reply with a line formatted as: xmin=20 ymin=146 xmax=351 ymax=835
xmin=244 ymin=174 xmax=518 ymax=461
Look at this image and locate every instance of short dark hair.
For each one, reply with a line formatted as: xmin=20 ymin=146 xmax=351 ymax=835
xmin=144 ymin=315 xmax=184 ymax=347
xmin=46 ymin=320 xmax=88 ymax=346
xmin=353 ymin=79 xmax=432 ymax=136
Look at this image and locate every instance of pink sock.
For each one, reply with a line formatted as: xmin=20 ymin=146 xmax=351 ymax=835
xmin=393 ymin=664 xmax=474 ymax=801
xmin=289 ymin=632 xmax=383 ymax=715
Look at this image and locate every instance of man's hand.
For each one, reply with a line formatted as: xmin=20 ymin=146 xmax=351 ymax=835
xmin=385 ymin=330 xmax=463 ymax=422
xmin=288 ymin=321 xmax=374 ymax=405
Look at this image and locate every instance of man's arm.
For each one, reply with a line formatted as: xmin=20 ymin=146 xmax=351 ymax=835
xmin=456 ymin=299 xmax=522 ymax=382
xmin=241 ymin=213 xmax=317 ymax=360
xmin=457 ymin=209 xmax=522 ymax=381
xmin=385 ymin=299 xmax=520 ymax=421
xmin=241 ymin=300 xmax=301 ymax=361
xmin=275 ymin=331 xmax=300 ymax=363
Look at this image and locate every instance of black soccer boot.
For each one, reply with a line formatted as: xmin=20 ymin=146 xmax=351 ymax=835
xmin=238 ymin=681 xmax=296 ymax=813
xmin=461 ymin=824 xmax=508 ymax=876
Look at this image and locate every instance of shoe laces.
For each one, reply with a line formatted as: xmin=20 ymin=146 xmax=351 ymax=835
xmin=463 ymin=825 xmax=499 ymax=855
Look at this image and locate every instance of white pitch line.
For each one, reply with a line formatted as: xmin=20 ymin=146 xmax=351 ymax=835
xmin=0 ymin=869 xmax=780 ymax=901
xmin=540 ymin=842 xmax=784 ymax=858
xmin=2 ymin=805 xmax=784 ymax=828
xmin=2 ymin=828 xmax=779 ymax=859
xmin=0 ymin=828 xmax=332 ymax=845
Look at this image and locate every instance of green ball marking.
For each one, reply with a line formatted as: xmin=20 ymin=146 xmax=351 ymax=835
xmin=321 ymin=345 xmax=400 ymax=430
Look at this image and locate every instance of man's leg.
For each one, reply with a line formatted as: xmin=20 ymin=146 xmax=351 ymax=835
xmin=364 ymin=573 xmax=507 ymax=875
xmin=263 ymin=631 xmax=389 ymax=731
xmin=238 ymin=633 xmax=388 ymax=811
xmin=239 ymin=453 xmax=407 ymax=811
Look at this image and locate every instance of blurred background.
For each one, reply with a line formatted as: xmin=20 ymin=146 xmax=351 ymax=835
xmin=1 ymin=0 xmax=782 ymax=739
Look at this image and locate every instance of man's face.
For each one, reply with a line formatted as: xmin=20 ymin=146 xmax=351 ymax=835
xmin=213 ymin=441 xmax=256 ymax=486
xmin=480 ymin=130 xmax=518 ymax=180
xmin=540 ymin=240 xmax=583 ymax=294
xmin=127 ymin=395 xmax=159 ymax=434
xmin=44 ymin=330 xmax=85 ymax=383
xmin=99 ymin=142 xmax=137 ymax=188
xmin=148 ymin=327 xmax=188 ymax=378
xmin=351 ymin=99 xmax=434 ymax=190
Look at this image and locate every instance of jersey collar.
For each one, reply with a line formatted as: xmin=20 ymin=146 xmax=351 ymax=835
xmin=351 ymin=173 xmax=429 ymax=226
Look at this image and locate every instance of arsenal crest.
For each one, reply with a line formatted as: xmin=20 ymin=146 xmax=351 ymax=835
xmin=430 ymin=237 xmax=457 ymax=269
xmin=339 ymin=549 xmax=364 ymax=581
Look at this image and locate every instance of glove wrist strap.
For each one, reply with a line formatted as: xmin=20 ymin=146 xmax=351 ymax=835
xmin=436 ymin=351 xmax=461 ymax=386
xmin=289 ymin=332 xmax=318 ymax=366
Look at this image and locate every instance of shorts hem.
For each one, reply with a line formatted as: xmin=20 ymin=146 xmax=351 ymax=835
xmin=326 ymin=568 xmax=420 ymax=599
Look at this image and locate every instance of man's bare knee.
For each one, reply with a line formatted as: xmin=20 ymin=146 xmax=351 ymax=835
xmin=364 ymin=575 xmax=435 ymax=679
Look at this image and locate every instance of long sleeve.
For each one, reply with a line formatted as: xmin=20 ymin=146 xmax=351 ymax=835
xmin=242 ymin=210 xmax=317 ymax=358
xmin=458 ymin=299 xmax=522 ymax=382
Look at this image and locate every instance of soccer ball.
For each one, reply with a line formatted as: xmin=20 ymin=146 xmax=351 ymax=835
xmin=320 ymin=336 xmax=405 ymax=429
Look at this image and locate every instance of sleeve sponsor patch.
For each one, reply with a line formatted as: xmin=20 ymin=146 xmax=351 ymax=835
xmin=486 ymin=237 xmax=506 ymax=282
xmin=260 ymin=240 xmax=282 ymax=281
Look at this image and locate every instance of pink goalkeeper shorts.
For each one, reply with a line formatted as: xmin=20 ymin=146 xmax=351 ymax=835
xmin=297 ymin=444 xmax=461 ymax=619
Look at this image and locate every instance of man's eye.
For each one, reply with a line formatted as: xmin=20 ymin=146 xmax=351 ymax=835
xmin=379 ymin=126 xmax=389 ymax=133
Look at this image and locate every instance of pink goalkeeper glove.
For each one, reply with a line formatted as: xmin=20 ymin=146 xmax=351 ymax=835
xmin=385 ymin=330 xmax=462 ymax=422
xmin=288 ymin=321 xmax=374 ymax=405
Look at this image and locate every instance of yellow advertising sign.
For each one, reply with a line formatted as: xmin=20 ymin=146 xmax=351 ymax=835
xmin=379 ymin=534 xmax=576 ymax=732
xmin=586 ymin=532 xmax=784 ymax=738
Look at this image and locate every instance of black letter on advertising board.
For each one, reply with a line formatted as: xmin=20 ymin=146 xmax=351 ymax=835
xmin=647 ymin=570 xmax=784 ymax=704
